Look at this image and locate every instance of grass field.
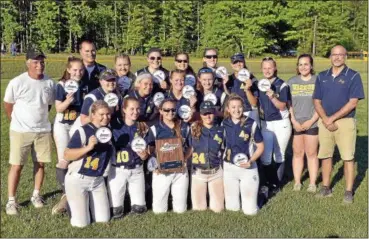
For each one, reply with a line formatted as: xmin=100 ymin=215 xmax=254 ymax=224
xmin=0 ymin=55 xmax=368 ymax=238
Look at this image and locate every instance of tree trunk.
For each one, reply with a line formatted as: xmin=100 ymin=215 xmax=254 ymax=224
xmin=312 ymin=15 xmax=317 ymax=57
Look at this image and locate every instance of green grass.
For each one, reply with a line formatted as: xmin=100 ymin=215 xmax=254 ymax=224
xmin=0 ymin=55 xmax=367 ymax=238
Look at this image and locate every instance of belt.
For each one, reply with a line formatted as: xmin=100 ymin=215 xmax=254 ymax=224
xmin=113 ymin=164 xmax=142 ymax=169
xmin=195 ymin=166 xmax=220 ymax=175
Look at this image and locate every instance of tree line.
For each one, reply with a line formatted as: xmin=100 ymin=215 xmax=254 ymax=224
xmin=1 ymin=0 xmax=367 ymax=57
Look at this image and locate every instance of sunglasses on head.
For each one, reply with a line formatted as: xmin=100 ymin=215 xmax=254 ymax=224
xmin=149 ymin=56 xmax=162 ymax=61
xmin=205 ymin=55 xmax=218 ymax=59
xmin=162 ymin=108 xmax=176 ymax=113
xmin=198 ymin=67 xmax=213 ymax=74
xmin=175 ymin=59 xmax=188 ymax=63
xmin=262 ymin=57 xmax=274 ymax=61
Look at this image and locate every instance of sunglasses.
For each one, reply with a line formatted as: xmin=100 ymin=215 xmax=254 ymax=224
xmin=162 ymin=108 xmax=176 ymax=113
xmin=232 ymin=60 xmax=244 ymax=64
xmin=175 ymin=59 xmax=188 ymax=63
xmin=205 ymin=55 xmax=218 ymax=59
xmin=149 ymin=56 xmax=162 ymax=61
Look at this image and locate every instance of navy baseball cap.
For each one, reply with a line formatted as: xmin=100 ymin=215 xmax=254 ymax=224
xmin=231 ymin=53 xmax=245 ymax=63
xmin=26 ymin=47 xmax=46 ymax=60
xmin=99 ymin=69 xmax=118 ymax=81
xmin=200 ymin=101 xmax=216 ymax=114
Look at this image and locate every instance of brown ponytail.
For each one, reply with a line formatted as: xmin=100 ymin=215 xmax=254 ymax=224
xmin=224 ymin=93 xmax=247 ymax=126
xmin=59 ymin=56 xmax=83 ymax=82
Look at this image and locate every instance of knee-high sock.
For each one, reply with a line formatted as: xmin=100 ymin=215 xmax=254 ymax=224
xmin=56 ymin=168 xmax=68 ymax=193
xmin=276 ymin=162 xmax=285 ymax=184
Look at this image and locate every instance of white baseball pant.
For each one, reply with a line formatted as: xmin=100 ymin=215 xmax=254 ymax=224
xmin=260 ymin=118 xmax=292 ymax=165
xmin=53 ymin=120 xmax=71 ymax=169
xmin=107 ymin=165 xmax=146 ymax=208
xmin=152 ymin=170 xmax=189 ymax=214
xmin=191 ymin=167 xmax=224 ymax=212
xmin=65 ymin=172 xmax=110 ymax=227
xmin=223 ymin=161 xmax=259 ymax=215
xmin=69 ymin=116 xmax=82 ymax=138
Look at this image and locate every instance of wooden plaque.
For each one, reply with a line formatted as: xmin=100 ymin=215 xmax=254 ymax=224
xmin=155 ymin=137 xmax=185 ymax=173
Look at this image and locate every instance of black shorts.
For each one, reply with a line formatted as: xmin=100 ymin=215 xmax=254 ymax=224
xmin=293 ymin=127 xmax=318 ymax=135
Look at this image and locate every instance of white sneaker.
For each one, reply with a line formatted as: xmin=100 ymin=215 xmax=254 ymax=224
xmin=31 ymin=195 xmax=44 ymax=208
xmin=52 ymin=194 xmax=67 ymax=215
xmin=6 ymin=201 xmax=19 ymax=215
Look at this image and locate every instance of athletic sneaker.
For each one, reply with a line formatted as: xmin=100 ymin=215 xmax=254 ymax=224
xmin=31 ymin=195 xmax=44 ymax=208
xmin=52 ymin=194 xmax=67 ymax=215
xmin=343 ymin=191 xmax=353 ymax=204
xmin=307 ymin=184 xmax=317 ymax=193
xmin=293 ymin=184 xmax=302 ymax=191
xmin=315 ymin=186 xmax=332 ymax=198
xmin=6 ymin=201 xmax=19 ymax=215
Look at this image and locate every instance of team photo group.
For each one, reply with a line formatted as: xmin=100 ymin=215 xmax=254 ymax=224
xmin=3 ymin=40 xmax=365 ymax=228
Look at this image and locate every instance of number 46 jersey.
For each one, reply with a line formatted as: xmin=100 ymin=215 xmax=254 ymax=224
xmin=67 ymin=123 xmax=114 ymax=177
xmin=55 ymin=81 xmax=84 ymax=125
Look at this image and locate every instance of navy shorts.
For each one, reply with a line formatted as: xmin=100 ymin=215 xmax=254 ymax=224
xmin=293 ymin=127 xmax=318 ymax=136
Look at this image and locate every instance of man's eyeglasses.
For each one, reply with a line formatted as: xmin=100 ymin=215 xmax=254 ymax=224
xmin=205 ymin=55 xmax=218 ymax=59
xmin=175 ymin=59 xmax=188 ymax=63
xmin=149 ymin=56 xmax=162 ymax=61
xmin=162 ymin=108 xmax=176 ymax=113
xmin=331 ymin=53 xmax=346 ymax=58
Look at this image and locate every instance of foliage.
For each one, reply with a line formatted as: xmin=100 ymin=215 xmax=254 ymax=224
xmin=2 ymin=0 xmax=368 ymax=57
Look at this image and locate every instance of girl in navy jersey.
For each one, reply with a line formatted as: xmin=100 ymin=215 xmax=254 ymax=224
xmin=108 ymin=97 xmax=150 ymax=218
xmin=64 ymin=100 xmax=114 ymax=227
xmin=125 ymin=73 xmax=158 ymax=126
xmin=196 ymin=67 xmax=227 ymax=120
xmin=222 ymin=94 xmax=264 ymax=215
xmin=147 ymin=99 xmax=191 ymax=213
xmin=52 ymin=56 xmax=84 ymax=215
xmin=189 ymin=101 xmax=225 ymax=212
xmin=135 ymin=48 xmax=170 ymax=93
xmin=114 ymin=53 xmax=136 ymax=97
xmin=222 ymin=53 xmax=258 ymax=120
xmin=202 ymin=48 xmax=222 ymax=88
xmin=174 ymin=52 xmax=196 ymax=76
xmin=246 ymin=57 xmax=292 ymax=196
xmin=77 ymin=69 xmax=123 ymax=127
xmin=165 ymin=69 xmax=198 ymax=122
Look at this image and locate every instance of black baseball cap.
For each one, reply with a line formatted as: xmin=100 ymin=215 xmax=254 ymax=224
xmin=200 ymin=101 xmax=216 ymax=114
xmin=99 ymin=69 xmax=118 ymax=81
xmin=231 ymin=53 xmax=245 ymax=63
xmin=26 ymin=47 xmax=46 ymax=60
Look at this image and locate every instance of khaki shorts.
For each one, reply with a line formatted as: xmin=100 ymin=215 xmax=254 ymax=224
xmin=9 ymin=130 xmax=52 ymax=165
xmin=317 ymin=118 xmax=356 ymax=161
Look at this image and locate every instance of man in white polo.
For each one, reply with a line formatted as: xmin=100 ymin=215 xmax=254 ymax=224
xmin=4 ymin=47 xmax=55 ymax=215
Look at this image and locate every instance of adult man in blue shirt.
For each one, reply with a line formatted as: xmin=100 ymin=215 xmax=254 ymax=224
xmin=313 ymin=45 xmax=365 ymax=203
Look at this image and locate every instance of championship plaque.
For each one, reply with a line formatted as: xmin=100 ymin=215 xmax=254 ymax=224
xmin=104 ymin=93 xmax=119 ymax=107
xmin=155 ymin=137 xmax=185 ymax=173
xmin=95 ymin=127 xmax=112 ymax=144
xmin=215 ymin=66 xmax=227 ymax=78
xmin=182 ymin=85 xmax=196 ymax=99
xmin=204 ymin=93 xmax=217 ymax=105
xmin=64 ymin=80 xmax=79 ymax=94
xmin=238 ymin=69 xmax=250 ymax=82
xmin=184 ymin=74 xmax=196 ymax=87
xmin=153 ymin=70 xmax=165 ymax=84
xmin=131 ymin=137 xmax=147 ymax=153
xmin=258 ymin=79 xmax=271 ymax=92
xmin=153 ymin=92 xmax=165 ymax=107
xmin=178 ymin=105 xmax=192 ymax=120
xmin=233 ymin=153 xmax=249 ymax=167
